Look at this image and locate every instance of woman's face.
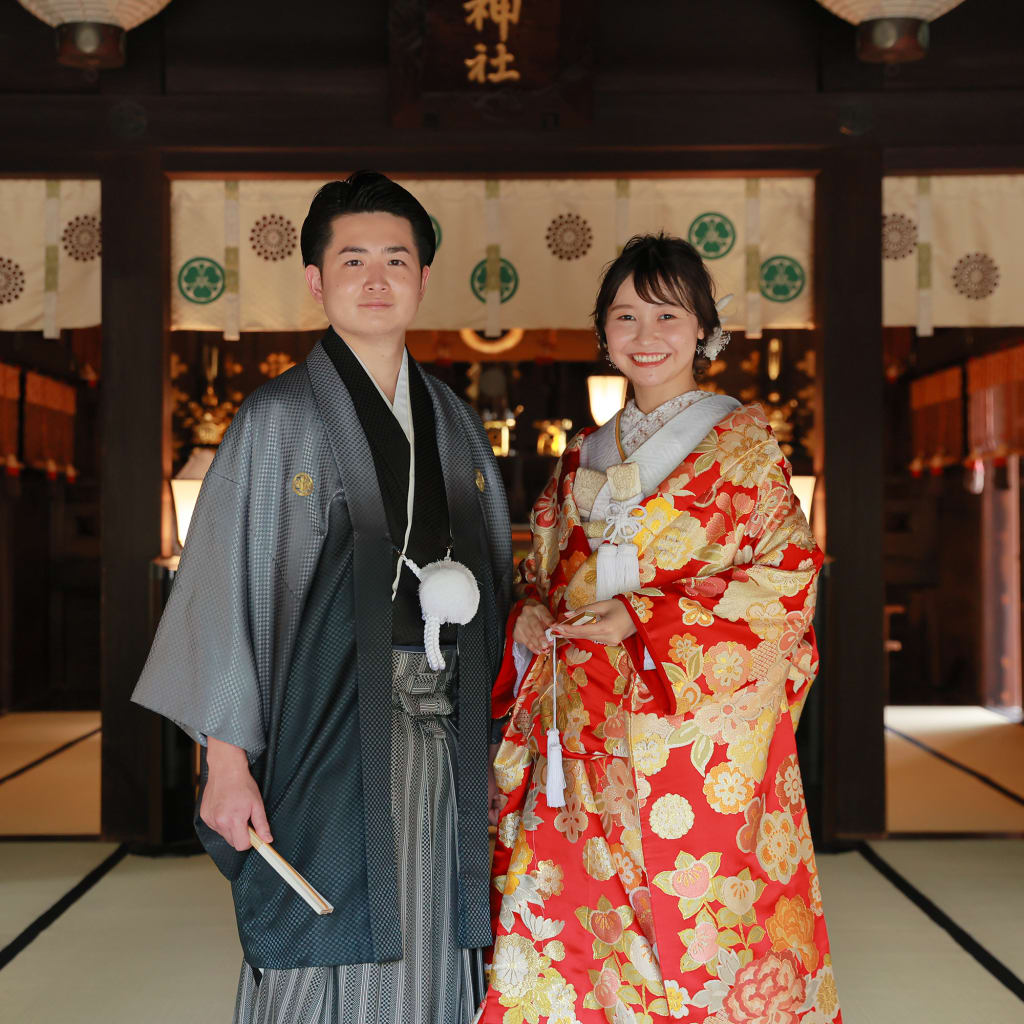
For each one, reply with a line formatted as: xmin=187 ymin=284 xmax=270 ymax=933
xmin=603 ymin=275 xmax=703 ymax=409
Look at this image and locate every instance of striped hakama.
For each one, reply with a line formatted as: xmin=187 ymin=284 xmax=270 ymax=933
xmin=233 ymin=648 xmax=485 ymax=1024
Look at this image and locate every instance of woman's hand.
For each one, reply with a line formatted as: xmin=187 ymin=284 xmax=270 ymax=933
xmin=548 ymin=599 xmax=638 ymax=646
xmin=514 ymin=599 xmax=555 ymax=655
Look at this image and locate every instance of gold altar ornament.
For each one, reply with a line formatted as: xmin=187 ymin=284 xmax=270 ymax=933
xmin=534 ymin=419 xmax=572 ymax=458
xmin=484 ymin=417 xmax=517 ymax=457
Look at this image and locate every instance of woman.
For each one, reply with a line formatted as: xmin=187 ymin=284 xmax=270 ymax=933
xmin=480 ymin=235 xmax=842 ymax=1023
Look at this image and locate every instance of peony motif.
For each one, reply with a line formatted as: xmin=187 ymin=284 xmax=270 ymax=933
xmin=718 ymin=423 xmax=770 ymax=488
xmin=593 ymin=967 xmax=621 ymax=1008
xmin=590 ymin=908 xmax=624 ymax=944
xmin=626 ymin=931 xmax=663 ymax=984
xmin=631 ymin=730 xmax=670 ymax=777
xmin=747 ymin=599 xmax=787 ymax=642
xmin=814 ymin=964 xmax=841 ymax=1021
xmin=498 ymin=810 xmax=522 ymax=849
xmin=722 ymin=949 xmax=806 ymax=1024
xmin=668 ymin=632 xmax=701 ymax=667
xmin=706 ymin=641 xmax=753 ymax=694
xmin=695 ymin=690 xmax=762 ymax=744
xmin=719 ymin=874 xmax=757 ymax=916
xmin=774 ymin=754 xmax=805 ymax=813
xmin=602 ymin=759 xmax=640 ymax=829
xmin=649 ymin=793 xmax=695 ymax=839
xmin=584 ymin=836 xmax=616 ymax=881
xmin=670 ymin=859 xmax=712 ymax=900
xmin=665 ymin=979 xmax=690 ymax=1019
xmin=612 ymin=844 xmax=643 ymax=891
xmin=736 ymin=795 xmax=765 ymax=854
xmin=554 ymin=792 xmax=589 ymax=844
xmin=703 ymin=762 xmax=756 ymax=815
xmin=686 ymin=919 xmax=720 ymax=965
xmin=629 ymin=885 xmax=657 ymax=944
xmin=766 ymin=894 xmax=819 ymax=972
xmin=627 ymin=592 xmax=655 ymax=623
xmin=756 ymin=810 xmax=801 ymax=884
xmin=809 ymin=873 xmax=823 ymax=917
xmin=535 ymin=859 xmax=565 ymax=898
xmin=491 ymin=933 xmax=543 ymax=1001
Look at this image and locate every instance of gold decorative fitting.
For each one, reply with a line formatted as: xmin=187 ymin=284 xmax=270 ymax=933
xmin=292 ymin=473 xmax=314 ymax=497
xmin=474 ymin=468 xmax=486 ymax=493
xmin=459 ymin=328 xmax=524 ymax=355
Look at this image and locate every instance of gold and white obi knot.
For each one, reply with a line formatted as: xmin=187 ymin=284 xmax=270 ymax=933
xmin=573 ymin=461 xmax=645 ymax=602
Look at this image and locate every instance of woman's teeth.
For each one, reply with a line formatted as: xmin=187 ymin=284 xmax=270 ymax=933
xmin=631 ymin=353 xmax=669 ymax=365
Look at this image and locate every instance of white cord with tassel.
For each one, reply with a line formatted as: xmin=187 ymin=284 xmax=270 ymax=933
xmin=399 ymin=553 xmax=480 ymax=671
xmin=544 ymin=628 xmax=566 ymax=808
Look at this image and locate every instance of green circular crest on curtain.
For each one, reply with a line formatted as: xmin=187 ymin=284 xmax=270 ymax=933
xmin=688 ymin=212 xmax=736 ymax=259
xmin=178 ymin=257 xmax=226 ymax=304
xmin=470 ymin=258 xmax=519 ymax=303
xmin=759 ymin=255 xmax=806 ymax=302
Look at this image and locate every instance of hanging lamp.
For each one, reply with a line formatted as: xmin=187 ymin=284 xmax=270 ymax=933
xmin=814 ymin=2 xmax=966 ymax=62
xmin=18 ymin=2 xmax=173 ymax=69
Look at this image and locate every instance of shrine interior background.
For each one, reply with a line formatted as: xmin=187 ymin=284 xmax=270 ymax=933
xmin=0 ymin=0 xmax=1022 ymax=857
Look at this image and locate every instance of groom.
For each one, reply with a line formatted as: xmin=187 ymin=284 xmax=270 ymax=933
xmin=133 ymin=171 xmax=511 ymax=1023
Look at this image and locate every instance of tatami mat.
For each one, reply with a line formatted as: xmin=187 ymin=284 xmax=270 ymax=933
xmin=0 ymin=841 xmax=117 ymax=949
xmin=868 ymin=838 xmax=1024 ymax=980
xmin=0 ymin=711 xmax=100 ymax=779
xmin=0 ymin=852 xmax=240 ymax=1023
xmin=885 ymin=705 xmax=1024 ymax=800
xmin=885 ymin=728 xmax=1024 ymax=833
xmin=0 ymin=843 xmax=1021 ymax=1023
xmin=0 ymin=732 xmax=101 ymax=835
xmin=817 ymin=848 xmax=1024 ymax=1022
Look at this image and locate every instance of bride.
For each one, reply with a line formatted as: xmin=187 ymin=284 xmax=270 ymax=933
xmin=480 ymin=234 xmax=842 ymax=1024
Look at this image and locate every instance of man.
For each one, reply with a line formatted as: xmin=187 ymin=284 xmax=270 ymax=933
xmin=133 ymin=172 xmax=512 ymax=1024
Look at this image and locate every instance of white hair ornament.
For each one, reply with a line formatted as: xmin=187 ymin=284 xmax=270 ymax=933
xmin=700 ymin=293 xmax=734 ymax=359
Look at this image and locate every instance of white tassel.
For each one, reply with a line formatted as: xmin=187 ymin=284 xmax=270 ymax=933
xmin=544 ymin=630 xmax=566 ymax=807
xmin=546 ymin=728 xmax=566 ymax=808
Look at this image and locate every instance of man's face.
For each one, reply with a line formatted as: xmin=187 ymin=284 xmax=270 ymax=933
xmin=304 ymin=211 xmax=429 ymax=341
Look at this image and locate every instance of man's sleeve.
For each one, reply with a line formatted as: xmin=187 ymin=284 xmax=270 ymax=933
xmin=132 ymin=419 xmax=266 ymax=760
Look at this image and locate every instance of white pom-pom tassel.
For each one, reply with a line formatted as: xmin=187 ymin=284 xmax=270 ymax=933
xmin=410 ymin=555 xmax=481 ymax=670
xmin=546 ymin=727 xmax=566 ymax=808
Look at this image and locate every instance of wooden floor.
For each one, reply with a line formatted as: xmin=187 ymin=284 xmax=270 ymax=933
xmin=1 ymin=707 xmax=1022 ymax=1022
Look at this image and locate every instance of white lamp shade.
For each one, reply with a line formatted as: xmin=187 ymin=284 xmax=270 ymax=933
xmin=815 ymin=1 xmax=964 ymax=24
xmin=587 ymin=376 xmax=628 ymax=427
xmin=170 ymin=447 xmax=215 ymax=549
xmin=791 ymin=475 xmax=816 ymax=523
xmin=17 ymin=1 xmax=172 ymax=29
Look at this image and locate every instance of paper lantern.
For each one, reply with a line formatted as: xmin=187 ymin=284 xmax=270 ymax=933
xmin=587 ymin=375 xmax=628 ymax=427
xmin=170 ymin=446 xmax=214 ymax=549
xmin=815 ymin=1 xmax=966 ymax=61
xmin=18 ymin=2 xmax=173 ymax=68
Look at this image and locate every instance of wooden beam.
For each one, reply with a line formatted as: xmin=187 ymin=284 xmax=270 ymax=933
xmin=99 ymin=151 xmax=169 ymax=841
xmin=815 ymin=147 xmax=887 ymax=839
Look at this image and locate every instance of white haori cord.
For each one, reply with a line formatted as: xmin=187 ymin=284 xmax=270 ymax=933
xmin=399 ymin=553 xmax=480 ymax=671
xmin=544 ymin=627 xmax=567 ymax=808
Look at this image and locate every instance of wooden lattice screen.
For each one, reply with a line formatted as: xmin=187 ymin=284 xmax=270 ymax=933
xmin=967 ymin=344 xmax=1024 ymax=456
xmin=910 ymin=367 xmax=963 ymax=466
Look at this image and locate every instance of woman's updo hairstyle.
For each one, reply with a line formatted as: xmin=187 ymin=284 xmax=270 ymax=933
xmin=592 ymin=233 xmax=722 ymax=379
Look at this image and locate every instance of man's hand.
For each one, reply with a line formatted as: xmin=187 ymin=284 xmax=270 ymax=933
xmin=201 ymin=737 xmax=272 ymax=852
xmin=548 ymin=599 xmax=638 ymax=646
xmin=513 ymin=599 xmax=555 ymax=655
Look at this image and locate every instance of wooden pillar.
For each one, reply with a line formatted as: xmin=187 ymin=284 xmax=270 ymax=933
xmin=815 ymin=147 xmax=886 ymax=839
xmin=100 ymin=150 xmax=170 ymax=841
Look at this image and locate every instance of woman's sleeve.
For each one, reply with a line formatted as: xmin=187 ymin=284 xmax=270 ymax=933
xmin=491 ymin=459 xmax=564 ymax=718
xmin=615 ymin=449 xmax=823 ymax=719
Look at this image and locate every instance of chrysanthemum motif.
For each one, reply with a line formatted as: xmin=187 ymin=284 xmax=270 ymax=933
xmin=881 ymin=213 xmax=917 ymax=260
xmin=0 ymin=257 xmax=25 ymax=305
xmin=249 ymin=213 xmax=298 ymax=261
xmin=545 ymin=213 xmax=593 ymax=261
xmin=952 ymin=252 xmax=999 ymax=300
xmin=61 ymin=215 xmax=102 ymax=261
